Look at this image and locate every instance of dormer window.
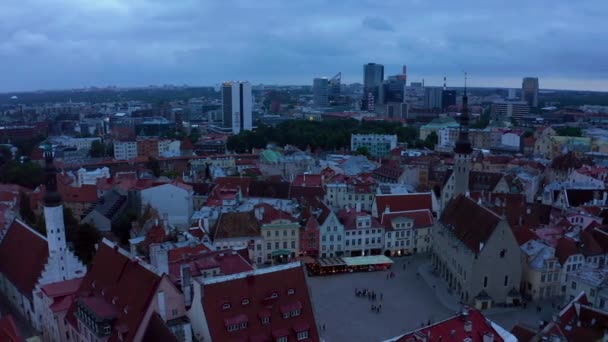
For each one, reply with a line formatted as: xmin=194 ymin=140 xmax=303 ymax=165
xmin=271 ymin=292 xmax=279 ymax=299
xmin=241 ymin=299 xmax=250 ymax=305
xmin=287 ymin=288 xmax=295 ymax=295
xmin=222 ymin=303 xmax=231 ymax=310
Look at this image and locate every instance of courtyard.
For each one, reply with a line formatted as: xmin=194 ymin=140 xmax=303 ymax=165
xmin=308 ymin=255 xmax=556 ymax=342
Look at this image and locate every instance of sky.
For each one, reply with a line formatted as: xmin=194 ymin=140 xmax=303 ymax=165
xmin=1 ymin=0 xmax=608 ymax=92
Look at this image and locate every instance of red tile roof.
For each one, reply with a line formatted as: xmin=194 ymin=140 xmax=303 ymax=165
xmin=168 ymin=244 xmax=211 ymax=263
xmin=254 ymin=203 xmax=297 ymax=225
xmin=374 ymin=193 xmax=433 ymax=217
xmin=0 ymin=315 xmax=23 ymax=342
xmin=394 ymin=307 xmax=504 ymax=342
xmin=510 ymin=324 xmax=537 ymax=342
xmin=168 ymin=249 xmax=253 ymax=285
xmin=440 ymin=195 xmax=502 ymax=253
xmin=337 ymin=209 xmax=383 ymax=230
xmin=212 ymin=211 xmax=261 ymax=240
xmin=555 ymin=237 xmax=580 ymax=265
xmin=381 ymin=209 xmax=434 ymax=230
xmin=200 ymin=263 xmax=319 ymax=342
xmin=0 ymin=220 xmax=48 ymax=299
xmin=67 ymin=241 xmax=163 ymax=342
xmin=512 ymin=226 xmax=537 ymax=246
xmin=141 ymin=312 xmax=179 ymax=342
xmin=41 ymin=277 xmax=83 ymax=298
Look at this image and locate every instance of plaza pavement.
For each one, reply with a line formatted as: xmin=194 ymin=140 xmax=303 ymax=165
xmin=308 ymin=255 xmax=557 ymax=342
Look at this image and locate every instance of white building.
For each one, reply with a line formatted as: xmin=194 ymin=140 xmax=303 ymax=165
xmin=159 ymin=139 xmax=181 ymax=157
xmin=0 ymin=152 xmax=86 ymax=331
xmin=350 ymin=134 xmax=397 ymax=157
xmin=222 ymin=81 xmax=252 ymax=134
xmin=50 ymin=136 xmax=101 ymax=152
xmin=113 ymin=140 xmax=137 ymax=160
xmin=491 ymin=101 xmax=529 ymax=123
xmin=140 ymin=182 xmax=194 ymax=227
xmin=318 ymin=204 xmax=345 ymax=257
xmin=75 ymin=167 xmax=110 ymax=186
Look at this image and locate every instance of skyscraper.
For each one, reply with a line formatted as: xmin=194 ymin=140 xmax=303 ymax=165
xmin=424 ymin=87 xmax=443 ymax=109
xmin=329 ymin=72 xmax=341 ymax=103
xmin=313 ymin=77 xmax=329 ymax=107
xmin=384 ymin=76 xmax=407 ymax=103
xmin=363 ymin=63 xmax=384 ymax=111
xmin=222 ymin=81 xmax=252 ymax=134
xmin=522 ymin=77 xmax=539 ymax=107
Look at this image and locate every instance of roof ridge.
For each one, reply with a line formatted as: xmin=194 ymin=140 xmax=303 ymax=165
xmin=14 ymin=218 xmax=46 ymax=241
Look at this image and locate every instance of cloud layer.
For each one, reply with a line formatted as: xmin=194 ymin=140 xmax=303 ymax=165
xmin=1 ymin=0 xmax=607 ymax=91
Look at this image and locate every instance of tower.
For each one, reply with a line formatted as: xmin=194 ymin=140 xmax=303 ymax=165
xmin=43 ymin=145 xmax=67 ymax=257
xmin=453 ymin=74 xmax=473 ymax=198
xmin=221 ymin=81 xmax=252 ymax=134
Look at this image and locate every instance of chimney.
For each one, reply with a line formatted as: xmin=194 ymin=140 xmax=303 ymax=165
xmin=157 ymin=290 xmax=166 ymax=320
xmin=482 ymin=333 xmax=494 ymax=342
xmin=181 ymin=264 xmax=193 ymax=306
xmin=464 ymin=320 xmax=472 ymax=332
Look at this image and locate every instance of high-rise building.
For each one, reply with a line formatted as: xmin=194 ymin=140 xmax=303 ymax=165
xmin=384 ymin=76 xmax=407 ymax=103
xmin=522 ymin=77 xmax=539 ymax=107
xmin=491 ymin=101 xmax=530 ymax=124
xmin=222 ymin=81 xmax=252 ymax=134
xmin=328 ymin=72 xmax=341 ymax=103
xmin=424 ymin=87 xmax=443 ymax=109
xmin=363 ymin=63 xmax=385 ymax=111
xmin=313 ymin=77 xmax=329 ymax=107
xmin=441 ymin=90 xmax=456 ymax=109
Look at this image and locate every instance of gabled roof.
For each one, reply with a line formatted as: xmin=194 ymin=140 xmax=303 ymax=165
xmin=392 ymin=308 xmax=506 ymax=342
xmin=168 ymin=249 xmax=253 ymax=285
xmin=212 ymin=211 xmax=261 ymax=240
xmin=469 ymin=171 xmax=504 ymax=192
xmin=381 ymin=210 xmax=434 ymax=230
xmin=0 ymin=315 xmax=23 ymax=342
xmin=338 ymin=209 xmax=383 ymax=230
xmin=0 ymin=220 xmax=49 ymax=299
xmin=510 ymin=323 xmax=537 ymax=342
xmin=141 ymin=312 xmax=179 ymax=342
xmin=67 ymin=240 xmax=163 ymax=342
xmin=555 ymin=237 xmax=580 ymax=265
xmin=201 ymin=263 xmax=319 ymax=342
xmin=440 ymin=195 xmax=502 ymax=253
xmin=254 ymin=203 xmax=297 ymax=225
xmin=374 ymin=193 xmax=433 ymax=216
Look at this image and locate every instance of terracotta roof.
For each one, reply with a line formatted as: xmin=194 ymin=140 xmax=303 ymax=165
xmin=180 ymin=138 xmax=194 ymax=150
xmin=512 ymin=226 xmax=537 ymax=246
xmin=0 ymin=315 xmax=23 ymax=342
xmin=201 ymin=263 xmax=319 ymax=342
xmin=510 ymin=324 xmax=537 ymax=342
xmin=214 ymin=177 xmax=253 ymax=196
xmin=551 ymin=151 xmax=584 ymax=171
xmin=394 ymin=307 xmax=505 ymax=342
xmin=212 ymin=211 xmax=261 ymax=240
xmin=254 ymin=203 xmax=297 ymax=225
xmin=440 ymin=195 xmax=502 ymax=253
xmin=580 ymin=230 xmax=604 ymax=256
xmin=41 ymin=277 xmax=83 ymax=298
xmin=0 ymin=220 xmax=48 ymax=299
xmin=291 ymin=174 xmax=323 ymax=187
xmin=381 ymin=209 xmax=434 ymax=230
xmin=168 ymin=249 xmax=253 ymax=285
xmin=555 ymin=237 xmax=580 ymax=265
xmin=374 ymin=193 xmax=433 ymax=217
xmin=141 ymin=312 xmax=179 ymax=342
xmin=67 ymin=241 xmax=163 ymax=342
xmin=373 ymin=164 xmax=403 ymax=180
xmin=337 ymin=209 xmax=383 ymax=230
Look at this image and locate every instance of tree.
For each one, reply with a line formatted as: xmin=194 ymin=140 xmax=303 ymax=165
xmin=354 ymin=146 xmax=370 ymax=156
xmin=424 ymin=131 xmax=439 ymax=149
xmin=89 ymin=140 xmax=106 ymax=158
xmin=0 ymin=161 xmax=44 ymax=189
xmin=523 ymin=130 xmax=534 ymax=138
xmin=556 ymin=127 xmax=582 ymax=137
xmin=188 ymin=128 xmax=201 ymax=144
xmin=146 ymin=157 xmax=161 ymax=177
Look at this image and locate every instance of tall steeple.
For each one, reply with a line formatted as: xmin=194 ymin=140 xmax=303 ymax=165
xmin=452 ymin=73 xmax=473 ymax=198
xmin=43 ymin=144 xmax=67 ymax=255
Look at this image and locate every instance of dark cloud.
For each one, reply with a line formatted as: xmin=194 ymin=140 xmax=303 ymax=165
xmin=362 ymin=16 xmax=394 ymax=31
xmin=0 ymin=0 xmax=607 ymax=91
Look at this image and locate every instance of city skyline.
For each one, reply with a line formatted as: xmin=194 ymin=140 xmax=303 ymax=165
xmin=2 ymin=0 xmax=608 ymax=92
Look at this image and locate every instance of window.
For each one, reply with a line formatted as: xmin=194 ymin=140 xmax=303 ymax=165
xmin=276 ymin=337 xmax=288 ymax=342
xmin=222 ymin=303 xmax=231 ymax=310
xmin=241 ymin=299 xmax=250 ymax=305
xmin=267 ymin=231 xmax=271 ymax=237
xmin=283 ymin=241 xmax=287 ymax=249
xmin=267 ymin=243 xmax=271 ymax=250
xmin=271 ymin=292 xmax=279 ymax=299
xmin=171 ymin=309 xmax=178 ymax=317
xmin=322 ymin=236 xmax=326 ymax=242
xmin=346 ymin=240 xmax=350 ymax=246
xmin=504 ymin=276 xmax=509 ymax=287
xmin=297 ymin=330 xmax=309 ymax=340
xmin=227 ymin=324 xmax=239 ymax=332
xmin=275 ymin=242 xmax=279 ymax=249
xmin=291 ymin=230 xmax=295 ymax=236
xmin=500 ymin=249 xmax=506 ymax=258
xmin=103 ymin=325 xmax=111 ymax=334
xmin=288 ymin=288 xmax=295 ymax=295
xmin=282 ymin=312 xmax=290 ymax=319
xmin=541 ymin=274 xmax=546 ymax=283
xmin=291 ymin=241 xmax=296 ymax=249
xmin=291 ymin=309 xmax=301 ymax=317
xmin=591 ymin=289 xmax=596 ymax=297
xmin=571 ymin=282 xmax=577 ymax=290
xmin=567 ymin=265 xmax=571 ymax=272
xmin=261 ymin=316 xmax=270 ymax=325
xmin=483 ymin=276 xmax=488 ymax=288
xmin=275 ymin=231 xmax=279 ymax=237
xmin=239 ymin=322 xmax=248 ymax=329
xmin=337 ymin=235 xmax=341 ymax=241
xmin=257 ymin=244 xmax=262 ymax=251
xmin=283 ymin=230 xmax=287 ymax=237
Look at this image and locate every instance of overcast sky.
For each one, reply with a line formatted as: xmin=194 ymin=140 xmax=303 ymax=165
xmin=2 ymin=0 xmax=607 ymax=92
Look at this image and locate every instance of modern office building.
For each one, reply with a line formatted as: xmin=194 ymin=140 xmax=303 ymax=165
xmin=491 ymin=101 xmax=530 ymax=123
xmin=363 ymin=63 xmax=385 ymax=111
xmin=222 ymin=81 xmax=252 ymax=134
xmin=441 ymin=90 xmax=456 ymax=109
xmin=384 ymin=76 xmax=407 ymax=103
xmin=313 ymin=77 xmax=329 ymax=107
xmin=522 ymin=77 xmax=539 ymax=107
xmin=328 ymin=72 xmax=341 ymax=103
xmin=350 ymin=134 xmax=397 ymax=157
xmin=424 ymin=87 xmax=443 ymax=110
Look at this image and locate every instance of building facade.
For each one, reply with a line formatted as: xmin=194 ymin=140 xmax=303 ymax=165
xmin=222 ymin=81 xmax=252 ymax=134
xmin=350 ymin=134 xmax=397 ymax=157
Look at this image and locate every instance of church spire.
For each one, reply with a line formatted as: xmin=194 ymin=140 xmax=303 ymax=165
xmin=43 ymin=144 xmax=62 ymax=207
xmin=454 ymin=72 xmax=472 ymax=155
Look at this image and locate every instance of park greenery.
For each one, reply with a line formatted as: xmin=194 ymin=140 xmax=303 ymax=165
xmin=555 ymin=126 xmax=583 ymax=137
xmin=227 ymin=119 xmax=424 ymax=153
